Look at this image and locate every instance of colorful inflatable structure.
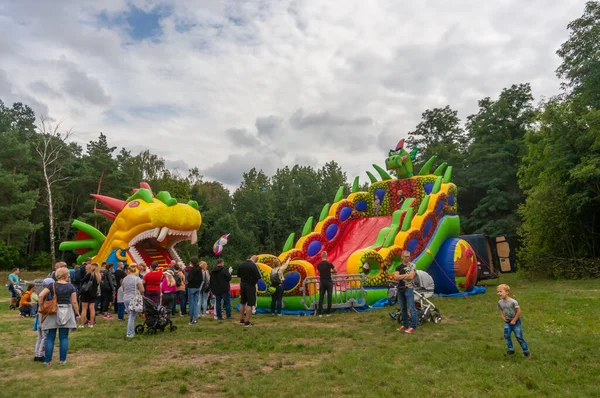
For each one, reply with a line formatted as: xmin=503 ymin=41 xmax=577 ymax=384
xmin=59 ymin=183 xmax=202 ymax=266
xmin=253 ymin=139 xmax=481 ymax=310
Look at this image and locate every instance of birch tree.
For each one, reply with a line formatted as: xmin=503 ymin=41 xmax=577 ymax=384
xmin=32 ymin=119 xmax=73 ymax=264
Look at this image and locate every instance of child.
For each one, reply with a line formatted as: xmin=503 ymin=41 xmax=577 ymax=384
xmin=33 ymin=278 xmax=54 ymax=362
xmin=117 ymin=284 xmax=125 ymax=321
xmin=19 ymin=284 xmax=35 ymax=317
xmin=31 ymin=288 xmax=39 ymax=317
xmin=497 ymin=284 xmax=531 ymax=358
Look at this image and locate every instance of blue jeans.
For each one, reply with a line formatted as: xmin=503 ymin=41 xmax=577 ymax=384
xmin=117 ymin=303 xmax=125 ymax=320
xmin=215 ymin=292 xmax=232 ymax=319
xmin=504 ymin=319 xmax=529 ymax=353
xmin=31 ymin=303 xmax=38 ymax=317
xmin=398 ymin=287 xmax=417 ymax=329
xmin=188 ymin=288 xmax=200 ymax=321
xmin=45 ymin=328 xmax=69 ymax=363
xmin=124 ymin=299 xmax=138 ymax=337
xmin=198 ymin=290 xmax=209 ymax=316
xmin=20 ymin=305 xmax=32 ymax=316
xmin=172 ymin=290 xmax=186 ymax=315
xmin=271 ymin=285 xmax=284 ymax=314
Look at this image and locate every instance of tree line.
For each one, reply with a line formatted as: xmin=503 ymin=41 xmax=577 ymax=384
xmin=1 ymin=2 xmax=599 ymax=278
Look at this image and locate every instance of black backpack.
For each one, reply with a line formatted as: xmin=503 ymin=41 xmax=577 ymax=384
xmin=100 ymin=270 xmax=115 ymax=291
xmin=173 ymin=272 xmax=182 ymax=287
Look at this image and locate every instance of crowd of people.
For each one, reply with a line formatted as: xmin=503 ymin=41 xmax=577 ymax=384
xmin=6 ymin=249 xmax=531 ymax=366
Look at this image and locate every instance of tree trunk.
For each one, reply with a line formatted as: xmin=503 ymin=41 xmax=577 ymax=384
xmin=43 ymin=161 xmax=56 ymax=265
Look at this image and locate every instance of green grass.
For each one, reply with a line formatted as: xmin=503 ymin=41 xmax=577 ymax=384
xmin=1 ymin=272 xmax=599 ymax=397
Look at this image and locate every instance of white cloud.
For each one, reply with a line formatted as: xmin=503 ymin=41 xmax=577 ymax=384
xmin=0 ymin=0 xmax=588 ymax=190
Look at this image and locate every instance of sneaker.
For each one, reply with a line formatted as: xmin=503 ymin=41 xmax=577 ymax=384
xmin=278 ymin=314 xmax=282 ymax=317
xmin=318 ymin=315 xmax=323 ymax=318
xmin=405 ymin=328 xmax=416 ymax=334
xmin=59 ymin=360 xmax=67 ymax=365
xmin=126 ymin=334 xmax=134 ymax=339
xmin=88 ymin=323 xmax=95 ymax=328
xmin=43 ymin=362 xmax=51 ymax=366
xmin=240 ymin=319 xmax=245 ymax=324
xmin=504 ymin=351 xmax=515 ymax=357
xmin=524 ymin=352 xmax=531 ymax=358
xmin=326 ymin=314 xmax=331 ymax=317
xmin=397 ymin=326 xmax=409 ymax=331
xmin=77 ymin=325 xmax=85 ymax=329
xmin=244 ymin=322 xmax=253 ymax=327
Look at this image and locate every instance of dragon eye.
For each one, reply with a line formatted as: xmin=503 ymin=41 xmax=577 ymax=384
xmin=128 ymin=201 xmax=140 ymax=208
xmin=388 ymin=150 xmax=394 ymax=157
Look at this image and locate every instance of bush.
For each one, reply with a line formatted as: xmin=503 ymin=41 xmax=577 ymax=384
xmin=29 ymin=252 xmax=53 ymax=270
xmin=0 ymin=240 xmax=21 ymax=270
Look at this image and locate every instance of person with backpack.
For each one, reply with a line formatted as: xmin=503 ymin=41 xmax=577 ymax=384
xmin=172 ymin=263 xmax=186 ymax=316
xmin=270 ymin=258 xmax=290 ymax=316
xmin=100 ymin=262 xmax=117 ymax=318
xmin=210 ymin=259 xmax=233 ymax=320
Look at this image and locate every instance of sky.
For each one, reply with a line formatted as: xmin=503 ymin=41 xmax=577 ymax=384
xmin=0 ymin=0 xmax=588 ymax=191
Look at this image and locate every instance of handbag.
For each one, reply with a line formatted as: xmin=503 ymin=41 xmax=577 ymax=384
xmin=128 ymin=284 xmax=144 ymax=313
xmin=39 ymin=283 xmax=58 ymax=315
xmin=80 ymin=277 xmax=93 ymax=295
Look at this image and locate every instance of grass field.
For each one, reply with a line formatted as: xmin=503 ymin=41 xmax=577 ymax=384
xmin=1 ymin=272 xmax=599 ymax=397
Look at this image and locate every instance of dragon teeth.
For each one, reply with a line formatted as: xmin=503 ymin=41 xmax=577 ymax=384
xmin=191 ymin=231 xmax=197 ymax=244
xmin=158 ymin=227 xmax=169 ymax=242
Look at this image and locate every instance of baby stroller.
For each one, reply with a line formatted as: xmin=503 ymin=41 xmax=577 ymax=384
xmin=8 ymin=283 xmax=25 ymax=310
xmin=388 ymin=270 xmax=442 ymax=325
xmin=135 ymin=297 xmax=177 ymax=335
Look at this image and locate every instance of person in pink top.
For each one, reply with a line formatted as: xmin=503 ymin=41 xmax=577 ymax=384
xmin=160 ymin=270 xmax=177 ymax=316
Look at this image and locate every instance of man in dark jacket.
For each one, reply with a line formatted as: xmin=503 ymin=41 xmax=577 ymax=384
xmin=237 ymin=255 xmax=261 ymax=327
xmin=112 ymin=262 xmax=126 ymax=313
xmin=210 ymin=259 xmax=233 ymax=320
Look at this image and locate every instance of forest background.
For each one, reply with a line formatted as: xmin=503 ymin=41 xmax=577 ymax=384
xmin=1 ymin=2 xmax=599 ymax=278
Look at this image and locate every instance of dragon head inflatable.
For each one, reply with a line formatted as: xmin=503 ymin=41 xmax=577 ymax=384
xmin=385 ymin=139 xmax=418 ymax=179
xmin=59 ymin=182 xmax=201 ymax=266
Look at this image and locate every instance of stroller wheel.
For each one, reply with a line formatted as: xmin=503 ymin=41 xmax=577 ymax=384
xmin=433 ymin=309 xmax=442 ymax=323
xmin=135 ymin=325 xmax=145 ymax=334
xmin=169 ymin=325 xmax=177 ymax=332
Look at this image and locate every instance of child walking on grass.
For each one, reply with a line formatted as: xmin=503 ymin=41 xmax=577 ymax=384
xmin=117 ymin=285 xmax=125 ymax=321
xmin=497 ymin=284 xmax=531 ymax=358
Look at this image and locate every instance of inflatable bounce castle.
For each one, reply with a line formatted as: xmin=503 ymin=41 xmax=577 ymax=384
xmin=251 ymin=139 xmax=480 ymax=310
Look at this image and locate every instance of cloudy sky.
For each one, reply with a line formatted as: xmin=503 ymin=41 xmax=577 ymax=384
xmin=0 ymin=0 xmax=587 ymax=190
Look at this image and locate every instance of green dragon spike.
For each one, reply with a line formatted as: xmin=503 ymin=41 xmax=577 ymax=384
xmin=333 ymin=186 xmax=345 ymax=203
xmin=187 ymin=200 xmax=199 ymax=210
xmin=432 ymin=176 xmax=443 ymax=194
xmin=443 ymin=165 xmax=453 ymax=183
xmin=156 ymin=191 xmax=178 ymax=207
xmin=400 ymin=198 xmax=415 ymax=211
xmin=400 ymin=208 xmax=414 ymax=231
xmin=410 ymin=146 xmax=418 ymax=161
xmin=301 ymin=216 xmax=314 ymax=237
xmin=417 ymin=195 xmax=430 ymax=216
xmin=59 ymin=220 xmax=106 ymax=264
xmin=418 ymin=155 xmax=438 ymax=175
xmin=366 ymin=171 xmax=378 ymax=183
xmin=282 ymin=232 xmax=296 ymax=252
xmin=351 ymin=176 xmax=360 ymax=193
xmin=319 ymin=203 xmax=331 ymax=222
xmin=127 ymin=188 xmax=154 ymax=203
xmin=372 ymin=164 xmax=393 ymax=181
xmin=383 ymin=209 xmax=404 ymax=247
xmin=433 ymin=162 xmax=447 ymax=176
